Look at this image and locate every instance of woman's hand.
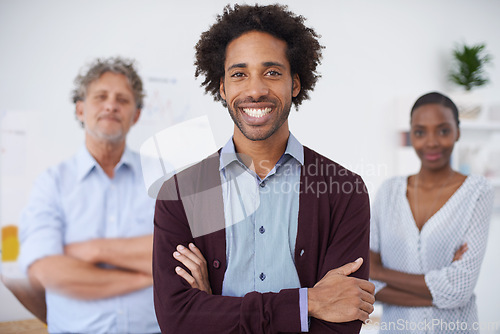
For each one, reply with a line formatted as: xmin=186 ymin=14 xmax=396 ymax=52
xmin=452 ymin=243 xmax=468 ymax=262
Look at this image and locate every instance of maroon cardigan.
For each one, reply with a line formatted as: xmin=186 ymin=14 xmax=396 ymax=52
xmin=153 ymin=146 xmax=370 ymax=333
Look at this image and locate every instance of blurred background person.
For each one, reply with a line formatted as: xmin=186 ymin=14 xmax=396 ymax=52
xmin=369 ymin=92 xmax=494 ymax=333
xmin=8 ymin=57 xmax=160 ymax=334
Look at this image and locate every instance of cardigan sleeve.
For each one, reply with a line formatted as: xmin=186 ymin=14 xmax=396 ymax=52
xmin=304 ymin=172 xmax=371 ymax=333
xmin=153 ymin=176 xmax=303 ymax=334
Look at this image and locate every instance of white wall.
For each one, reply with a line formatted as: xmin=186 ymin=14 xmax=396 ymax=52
xmin=1 ymin=0 xmax=500 ymax=191
xmin=1 ymin=0 xmax=499 ymax=329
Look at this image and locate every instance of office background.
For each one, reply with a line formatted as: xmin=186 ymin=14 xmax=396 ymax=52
xmin=1 ymin=0 xmax=499 ymax=331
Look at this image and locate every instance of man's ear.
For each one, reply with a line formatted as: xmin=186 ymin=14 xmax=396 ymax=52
xmin=292 ymin=73 xmax=301 ymax=98
xmin=75 ymin=101 xmax=85 ymax=123
xmin=219 ymin=78 xmax=226 ymax=100
xmin=132 ymin=109 xmax=141 ymax=125
xmin=456 ymin=128 xmax=461 ymax=142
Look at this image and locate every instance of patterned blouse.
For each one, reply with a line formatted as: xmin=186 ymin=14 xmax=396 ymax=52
xmin=370 ymin=175 xmax=494 ymax=333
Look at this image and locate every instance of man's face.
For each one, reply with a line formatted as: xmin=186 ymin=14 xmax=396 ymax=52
xmin=220 ymin=31 xmax=301 ymax=142
xmin=76 ymin=72 xmax=140 ymax=144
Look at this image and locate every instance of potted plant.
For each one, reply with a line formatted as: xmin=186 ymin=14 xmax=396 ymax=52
xmin=449 ymin=42 xmax=492 ymax=119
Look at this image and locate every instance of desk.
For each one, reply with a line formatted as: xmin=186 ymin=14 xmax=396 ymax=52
xmin=0 ymin=318 xmax=48 ymax=334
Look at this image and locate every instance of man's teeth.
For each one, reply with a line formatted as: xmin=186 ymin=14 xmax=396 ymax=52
xmin=242 ymin=107 xmax=272 ymax=118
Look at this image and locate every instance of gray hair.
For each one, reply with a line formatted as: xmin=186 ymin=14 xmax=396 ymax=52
xmin=71 ymin=57 xmax=145 ymax=110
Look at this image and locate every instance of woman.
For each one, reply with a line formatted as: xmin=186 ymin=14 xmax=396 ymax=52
xmin=370 ymin=92 xmax=494 ymax=333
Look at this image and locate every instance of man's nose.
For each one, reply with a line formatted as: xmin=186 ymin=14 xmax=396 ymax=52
xmin=104 ymin=98 xmax=119 ymax=111
xmin=245 ymin=76 xmax=269 ymax=100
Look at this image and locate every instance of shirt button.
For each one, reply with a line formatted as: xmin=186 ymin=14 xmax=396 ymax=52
xmin=260 ymin=181 xmax=266 ymax=188
xmin=212 ymin=259 xmax=220 ymax=269
xmin=259 ymin=226 xmax=265 ymax=234
xmin=259 ymin=272 xmax=266 ymax=281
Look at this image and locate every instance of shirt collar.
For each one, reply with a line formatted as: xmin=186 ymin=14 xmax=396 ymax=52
xmin=284 ymin=132 xmax=304 ymax=166
xmin=219 ymin=132 xmax=304 ymax=171
xmin=76 ymin=145 xmax=138 ymax=181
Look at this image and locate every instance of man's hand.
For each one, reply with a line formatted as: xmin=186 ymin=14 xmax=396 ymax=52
xmin=453 ymin=243 xmax=468 ymax=262
xmin=1 ymin=275 xmax=47 ymax=323
xmin=173 ymin=243 xmax=212 ymax=294
xmin=28 ymin=255 xmax=153 ymax=300
xmin=65 ymin=239 xmax=101 ymax=264
xmin=64 ymin=236 xmax=153 ymax=275
xmin=308 ymin=258 xmax=375 ymax=323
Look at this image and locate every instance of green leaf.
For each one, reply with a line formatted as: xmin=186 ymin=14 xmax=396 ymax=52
xmin=449 ymin=42 xmax=492 ymax=91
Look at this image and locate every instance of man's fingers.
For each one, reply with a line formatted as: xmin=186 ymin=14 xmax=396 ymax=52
xmin=358 ymin=279 xmax=375 ymax=294
xmin=357 ymin=308 xmax=371 ymax=323
xmin=173 ymin=247 xmax=207 ymax=286
xmin=176 ymin=245 xmax=203 ymax=265
xmin=173 ymin=251 xmax=201 ymax=277
xmin=360 ymin=298 xmax=375 ymax=317
xmin=332 ymin=258 xmax=363 ymax=276
xmin=360 ymin=287 xmax=376 ymax=305
xmin=173 ymin=245 xmax=211 ymax=294
xmin=175 ymin=266 xmax=197 ymax=288
xmin=350 ymin=299 xmax=374 ymax=322
xmin=188 ymin=243 xmax=207 ymax=263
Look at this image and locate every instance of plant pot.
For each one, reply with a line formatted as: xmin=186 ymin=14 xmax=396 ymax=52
xmin=450 ymin=91 xmax=483 ymax=120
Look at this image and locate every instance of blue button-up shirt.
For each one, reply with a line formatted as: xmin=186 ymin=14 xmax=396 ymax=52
xmin=219 ymin=133 xmax=308 ymax=331
xmin=19 ymin=146 xmax=159 ymax=334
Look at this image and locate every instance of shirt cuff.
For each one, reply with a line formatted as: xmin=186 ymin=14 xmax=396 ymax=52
xmin=299 ymin=287 xmax=309 ymax=332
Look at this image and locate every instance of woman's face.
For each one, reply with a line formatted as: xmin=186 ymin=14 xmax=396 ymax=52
xmin=410 ymin=103 xmax=460 ymax=171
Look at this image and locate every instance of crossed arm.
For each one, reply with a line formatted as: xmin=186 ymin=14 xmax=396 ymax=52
xmin=1 ymin=274 xmax=47 ymax=323
xmin=369 ymin=244 xmax=468 ymax=306
xmin=153 ymin=214 xmax=375 ymax=332
xmin=153 ymin=165 xmax=376 ymax=332
xmin=28 ymin=235 xmax=153 ymax=300
xmin=173 ymin=243 xmax=375 ymax=324
xmin=4 ymin=235 xmax=153 ymax=323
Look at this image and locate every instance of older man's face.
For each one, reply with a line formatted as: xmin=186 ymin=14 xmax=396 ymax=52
xmin=76 ymin=72 xmax=140 ymax=144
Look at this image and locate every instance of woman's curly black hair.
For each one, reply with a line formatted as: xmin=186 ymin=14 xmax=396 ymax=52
xmin=195 ymin=3 xmax=324 ymax=109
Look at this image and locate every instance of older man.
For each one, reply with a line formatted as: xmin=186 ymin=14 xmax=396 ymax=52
xmin=17 ymin=57 xmax=159 ymax=333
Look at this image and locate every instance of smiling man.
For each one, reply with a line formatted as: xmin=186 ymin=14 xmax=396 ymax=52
xmin=153 ymin=4 xmax=374 ymax=333
xmin=16 ymin=57 xmax=160 ymax=333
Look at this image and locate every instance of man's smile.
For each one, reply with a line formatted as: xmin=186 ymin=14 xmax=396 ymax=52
xmin=242 ymin=107 xmax=272 ymax=118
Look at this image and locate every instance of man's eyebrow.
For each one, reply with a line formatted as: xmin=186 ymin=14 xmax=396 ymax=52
xmin=263 ymin=61 xmax=285 ymax=68
xmin=90 ymin=89 xmax=107 ymax=94
xmin=227 ymin=61 xmax=286 ymax=71
xmin=227 ymin=63 xmax=247 ymax=71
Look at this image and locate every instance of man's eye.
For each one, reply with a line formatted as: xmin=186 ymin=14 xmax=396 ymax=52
xmin=266 ymin=70 xmax=282 ymax=76
xmin=118 ymin=98 xmax=130 ymax=104
xmin=231 ymin=72 xmax=245 ymax=78
xmin=95 ymin=95 xmax=106 ymax=100
xmin=413 ymin=130 xmax=424 ymax=137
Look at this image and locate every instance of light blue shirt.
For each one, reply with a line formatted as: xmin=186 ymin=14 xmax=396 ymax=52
xmin=19 ymin=146 xmax=159 ymax=334
xmin=219 ymin=133 xmax=308 ymax=331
